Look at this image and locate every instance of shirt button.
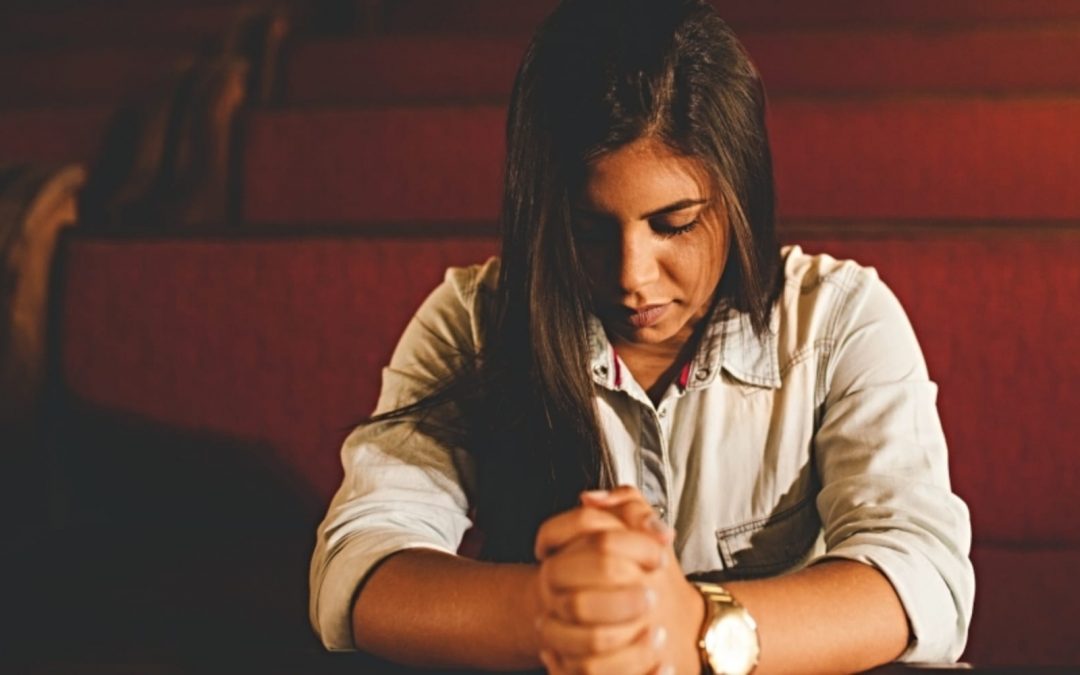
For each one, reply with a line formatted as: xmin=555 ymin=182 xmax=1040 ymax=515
xmin=658 ymin=407 xmax=668 ymax=418
xmin=694 ymin=368 xmax=709 ymax=381
xmin=654 ymin=505 xmax=668 ymax=519
xmin=593 ymin=365 xmax=608 ymax=377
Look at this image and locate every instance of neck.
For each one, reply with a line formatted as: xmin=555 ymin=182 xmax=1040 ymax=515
xmin=610 ymin=324 xmax=702 ymax=406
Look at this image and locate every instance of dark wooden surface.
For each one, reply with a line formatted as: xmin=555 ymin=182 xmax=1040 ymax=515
xmin=10 ymin=652 xmax=1080 ymax=675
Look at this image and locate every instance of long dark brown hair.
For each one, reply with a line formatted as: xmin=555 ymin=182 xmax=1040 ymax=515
xmin=376 ymin=0 xmax=782 ymax=563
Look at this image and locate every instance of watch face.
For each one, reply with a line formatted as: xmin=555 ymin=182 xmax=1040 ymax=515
xmin=704 ymin=612 xmax=759 ymax=675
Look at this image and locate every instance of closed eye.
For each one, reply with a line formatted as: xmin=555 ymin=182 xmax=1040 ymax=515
xmin=653 ymin=218 xmax=700 ymax=238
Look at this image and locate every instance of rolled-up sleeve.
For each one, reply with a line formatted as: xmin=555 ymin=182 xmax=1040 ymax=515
xmin=812 ymin=267 xmax=975 ymax=662
xmin=309 ymin=262 xmax=491 ymax=650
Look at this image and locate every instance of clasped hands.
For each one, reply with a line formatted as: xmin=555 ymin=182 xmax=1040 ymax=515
xmin=533 ymin=485 xmax=704 ymax=675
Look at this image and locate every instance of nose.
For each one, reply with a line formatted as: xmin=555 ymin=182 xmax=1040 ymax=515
xmin=617 ymin=224 xmax=660 ymax=298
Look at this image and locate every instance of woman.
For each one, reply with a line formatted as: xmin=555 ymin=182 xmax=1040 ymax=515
xmin=310 ymin=1 xmax=974 ymax=673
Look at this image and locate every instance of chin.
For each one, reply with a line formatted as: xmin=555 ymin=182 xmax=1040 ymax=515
xmin=613 ymin=322 xmax=680 ymax=346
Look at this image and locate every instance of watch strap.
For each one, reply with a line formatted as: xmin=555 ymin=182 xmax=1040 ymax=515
xmin=693 ymin=581 xmax=760 ymax=675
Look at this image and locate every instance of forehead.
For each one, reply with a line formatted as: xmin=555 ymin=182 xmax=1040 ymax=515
xmin=579 ymin=138 xmax=710 ymax=214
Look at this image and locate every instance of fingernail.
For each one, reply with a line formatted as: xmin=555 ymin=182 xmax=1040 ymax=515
xmin=651 ymin=626 xmax=668 ymax=649
xmin=644 ymin=587 xmax=658 ymax=609
xmin=581 ymin=489 xmax=611 ymax=502
xmin=658 ymin=664 xmax=675 ymax=675
xmin=646 ymin=516 xmax=673 ymax=537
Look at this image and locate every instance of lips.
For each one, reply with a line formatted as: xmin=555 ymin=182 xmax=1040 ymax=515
xmin=626 ymin=303 xmax=670 ymax=328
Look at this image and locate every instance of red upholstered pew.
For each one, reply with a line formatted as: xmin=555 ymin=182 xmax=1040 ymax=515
xmin=0 ymin=3 xmax=255 ymax=48
xmin=379 ymin=0 xmax=1080 ymax=33
xmin=22 ymin=226 xmax=1079 ymax=665
xmin=11 ymin=232 xmax=499 ymax=659
xmin=243 ymin=98 xmax=1080 ymax=224
xmin=284 ymin=28 xmax=1080 ymax=105
xmin=52 ymin=233 xmax=499 ymax=506
xmin=283 ymin=36 xmax=526 ymax=105
xmin=745 ymin=27 xmax=1080 ymax=96
xmin=0 ymin=46 xmax=194 ymax=107
xmin=0 ymin=106 xmax=112 ymax=164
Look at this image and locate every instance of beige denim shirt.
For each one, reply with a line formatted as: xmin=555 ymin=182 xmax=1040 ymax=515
xmin=310 ymin=246 xmax=975 ymax=662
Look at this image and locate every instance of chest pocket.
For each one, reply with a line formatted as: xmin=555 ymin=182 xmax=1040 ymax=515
xmin=714 ymin=496 xmax=822 ymax=578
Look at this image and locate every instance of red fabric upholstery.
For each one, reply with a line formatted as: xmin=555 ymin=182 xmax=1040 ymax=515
xmin=744 ymin=27 xmax=1080 ymax=95
xmin=0 ymin=106 xmax=112 ymax=164
xmin=770 ymin=99 xmax=1080 ymax=220
xmin=47 ymin=228 xmax=1079 ymax=664
xmin=243 ymin=106 xmax=507 ymax=224
xmin=724 ymin=0 xmax=1080 ymax=25
xmin=0 ymin=46 xmax=193 ymax=106
xmin=382 ymin=0 xmax=1080 ymax=33
xmin=0 ymin=5 xmax=248 ymax=48
xmin=244 ymin=100 xmax=1080 ymax=223
xmin=964 ymin=545 xmax=1080 ymax=666
xmin=284 ymin=37 xmax=527 ymax=105
xmin=56 ymin=235 xmax=499 ymax=505
xmin=284 ymin=29 xmax=1080 ymax=105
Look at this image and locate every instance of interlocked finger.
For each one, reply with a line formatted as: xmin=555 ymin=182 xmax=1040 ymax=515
xmin=537 ymin=614 xmax=648 ymax=657
xmin=536 ymin=506 xmax=632 ymax=560
xmin=546 ymin=585 xmax=656 ymax=625
xmin=580 ymin=488 xmax=673 ymax=542
xmin=541 ymin=547 xmax=646 ymax=591
xmin=547 ymin=620 xmax=668 ymax=675
xmin=557 ymin=528 xmax=668 ymax=573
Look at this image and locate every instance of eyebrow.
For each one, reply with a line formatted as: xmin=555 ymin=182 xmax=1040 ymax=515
xmin=574 ymin=198 xmax=709 ymax=221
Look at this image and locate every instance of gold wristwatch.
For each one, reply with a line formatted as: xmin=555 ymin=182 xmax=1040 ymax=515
xmin=693 ymin=582 xmax=760 ymax=675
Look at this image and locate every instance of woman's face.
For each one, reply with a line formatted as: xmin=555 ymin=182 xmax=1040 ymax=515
xmin=574 ymin=137 xmax=729 ymax=351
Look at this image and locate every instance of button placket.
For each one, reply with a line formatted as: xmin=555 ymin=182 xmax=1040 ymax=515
xmin=637 ymin=403 xmax=669 ymax=525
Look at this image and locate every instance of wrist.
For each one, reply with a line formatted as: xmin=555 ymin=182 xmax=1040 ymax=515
xmin=677 ymin=579 xmax=708 ymax=674
xmin=691 ymin=581 xmax=760 ymax=675
xmin=519 ymin=563 xmax=545 ymax=664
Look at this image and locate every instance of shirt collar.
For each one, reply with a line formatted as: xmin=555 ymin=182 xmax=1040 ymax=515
xmin=587 ymin=306 xmax=781 ymax=391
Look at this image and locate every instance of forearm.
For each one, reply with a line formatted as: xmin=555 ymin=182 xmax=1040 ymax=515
xmin=352 ymin=548 xmax=543 ymax=670
xmin=722 ymin=559 xmax=909 ymax=674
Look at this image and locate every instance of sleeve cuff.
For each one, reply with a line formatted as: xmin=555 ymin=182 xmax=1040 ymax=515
xmin=812 ymin=534 xmax=974 ymax=663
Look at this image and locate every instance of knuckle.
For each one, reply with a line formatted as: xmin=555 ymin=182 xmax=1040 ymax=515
xmin=594 ymin=625 xmax=619 ymax=652
xmin=534 ymin=525 xmax=555 ymax=558
xmin=536 ymin=617 xmax=554 ymax=646
xmin=584 ymin=627 xmax=608 ymax=653
xmin=599 ymin=555 xmax=631 ymax=581
xmin=590 ymin=529 xmax=618 ymax=553
xmin=536 ymin=519 xmax=552 ymax=539
xmin=572 ymin=507 xmax=593 ymax=528
xmin=636 ymin=586 xmax=654 ymax=613
xmin=576 ymin=658 xmax=601 ymax=675
xmin=537 ymin=559 xmax=554 ymax=591
xmin=566 ymin=592 xmax=588 ymax=622
xmin=598 ymin=554 xmax=619 ymax=576
xmin=619 ymin=501 xmax=652 ymax=522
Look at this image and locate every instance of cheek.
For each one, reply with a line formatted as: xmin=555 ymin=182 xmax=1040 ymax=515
xmin=672 ymin=237 xmax=724 ymax=295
